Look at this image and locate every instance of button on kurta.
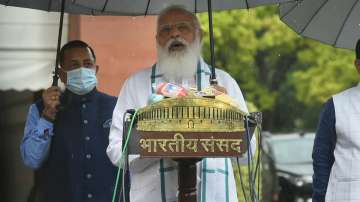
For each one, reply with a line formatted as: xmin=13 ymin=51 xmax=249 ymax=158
xmin=87 ymin=193 xmax=93 ymax=199
xmin=86 ymin=173 xmax=92 ymax=179
xmin=84 ymin=120 xmax=88 ymax=124
xmin=85 ymin=136 xmax=90 ymax=141
xmin=86 ymin=154 xmax=92 ymax=159
xmin=82 ymin=104 xmax=87 ymax=109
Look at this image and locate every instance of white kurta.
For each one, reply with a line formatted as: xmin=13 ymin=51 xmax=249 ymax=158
xmin=108 ymin=58 xmax=257 ymax=202
xmin=326 ymin=84 xmax=360 ymax=202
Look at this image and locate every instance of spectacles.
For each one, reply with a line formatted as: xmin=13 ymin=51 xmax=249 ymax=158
xmin=158 ymin=21 xmax=194 ymax=37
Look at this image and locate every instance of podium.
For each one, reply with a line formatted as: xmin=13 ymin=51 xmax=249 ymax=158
xmin=122 ymin=97 xmax=260 ymax=202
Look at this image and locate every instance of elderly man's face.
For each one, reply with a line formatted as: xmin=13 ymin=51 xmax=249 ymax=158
xmin=156 ymin=10 xmax=196 ymax=52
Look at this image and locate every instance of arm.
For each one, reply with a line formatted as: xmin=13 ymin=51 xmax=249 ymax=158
xmin=312 ymin=98 xmax=336 ymax=202
xmin=107 ymin=74 xmax=159 ymax=172
xmin=20 ymin=104 xmax=54 ymax=169
xmin=107 ymin=77 xmax=133 ymax=166
xmin=20 ymin=87 xmax=60 ymax=169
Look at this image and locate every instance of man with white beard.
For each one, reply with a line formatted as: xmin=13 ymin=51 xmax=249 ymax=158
xmin=107 ymin=6 xmax=256 ymax=202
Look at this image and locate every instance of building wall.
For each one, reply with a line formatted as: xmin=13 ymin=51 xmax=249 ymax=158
xmin=69 ymin=15 xmax=157 ymax=96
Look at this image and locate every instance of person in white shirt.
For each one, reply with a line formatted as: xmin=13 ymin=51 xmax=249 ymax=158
xmin=107 ymin=5 xmax=256 ymax=202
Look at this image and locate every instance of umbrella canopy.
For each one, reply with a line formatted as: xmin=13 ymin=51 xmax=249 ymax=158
xmin=74 ymin=0 xmax=292 ymax=15
xmin=75 ymin=0 xmax=294 ymax=83
xmin=0 ymin=0 xmax=118 ymax=15
xmin=279 ymin=0 xmax=360 ymax=50
xmin=1 ymin=0 xmax=295 ymax=85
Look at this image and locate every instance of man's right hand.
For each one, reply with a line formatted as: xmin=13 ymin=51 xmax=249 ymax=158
xmin=42 ymin=86 xmax=61 ymax=122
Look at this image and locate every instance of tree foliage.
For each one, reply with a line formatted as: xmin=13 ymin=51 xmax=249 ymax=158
xmin=199 ymin=6 xmax=357 ymax=132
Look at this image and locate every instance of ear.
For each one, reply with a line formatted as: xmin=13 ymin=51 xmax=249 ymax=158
xmin=355 ymin=59 xmax=360 ymax=74
xmin=59 ymin=68 xmax=66 ymax=84
xmin=95 ymin=65 xmax=99 ymax=74
xmin=155 ymin=33 xmax=160 ymax=43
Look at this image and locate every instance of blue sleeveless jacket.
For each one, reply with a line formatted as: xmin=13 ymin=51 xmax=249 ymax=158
xmin=33 ymin=89 xmax=121 ymax=202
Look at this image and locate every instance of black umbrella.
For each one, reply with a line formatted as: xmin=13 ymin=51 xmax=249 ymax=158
xmin=1 ymin=0 xmax=294 ymax=86
xmin=75 ymin=0 xmax=296 ymax=84
xmin=279 ymin=0 xmax=360 ymax=50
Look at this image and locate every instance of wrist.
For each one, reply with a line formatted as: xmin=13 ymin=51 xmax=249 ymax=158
xmin=41 ymin=109 xmax=55 ymax=122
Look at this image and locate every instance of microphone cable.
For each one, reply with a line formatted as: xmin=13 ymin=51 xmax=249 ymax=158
xmin=237 ymin=157 xmax=249 ymax=202
xmin=112 ymin=109 xmax=137 ymax=202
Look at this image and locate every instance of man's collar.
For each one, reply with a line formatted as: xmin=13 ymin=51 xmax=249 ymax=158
xmin=62 ymin=88 xmax=97 ymax=103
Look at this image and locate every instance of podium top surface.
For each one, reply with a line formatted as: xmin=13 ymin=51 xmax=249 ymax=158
xmin=137 ymin=96 xmax=247 ymax=132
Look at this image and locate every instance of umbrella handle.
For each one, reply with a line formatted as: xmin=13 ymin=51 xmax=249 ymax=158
xmin=52 ymin=0 xmax=66 ymax=87
xmin=210 ymin=78 xmax=217 ymax=85
xmin=207 ymin=0 xmax=217 ymax=85
xmin=52 ymin=72 xmax=59 ymax=86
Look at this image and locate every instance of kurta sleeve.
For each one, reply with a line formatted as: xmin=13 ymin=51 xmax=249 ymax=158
xmin=107 ymin=71 xmax=160 ymax=173
xmin=20 ymin=104 xmax=54 ymax=169
xmin=107 ymin=77 xmax=135 ymax=166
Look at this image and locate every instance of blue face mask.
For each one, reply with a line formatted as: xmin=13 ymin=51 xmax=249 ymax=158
xmin=66 ymin=67 xmax=97 ymax=95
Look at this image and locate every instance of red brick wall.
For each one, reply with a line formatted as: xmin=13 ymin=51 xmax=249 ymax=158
xmin=69 ymin=15 xmax=157 ymax=96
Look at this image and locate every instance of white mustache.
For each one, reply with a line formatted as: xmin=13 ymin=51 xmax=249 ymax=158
xmin=157 ymin=36 xmax=202 ymax=82
xmin=166 ymin=37 xmax=189 ymax=50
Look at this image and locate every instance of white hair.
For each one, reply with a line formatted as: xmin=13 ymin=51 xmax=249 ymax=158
xmin=157 ymin=5 xmax=201 ymax=38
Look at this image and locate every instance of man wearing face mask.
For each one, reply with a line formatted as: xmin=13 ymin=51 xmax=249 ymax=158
xmin=20 ymin=40 xmax=125 ymax=202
